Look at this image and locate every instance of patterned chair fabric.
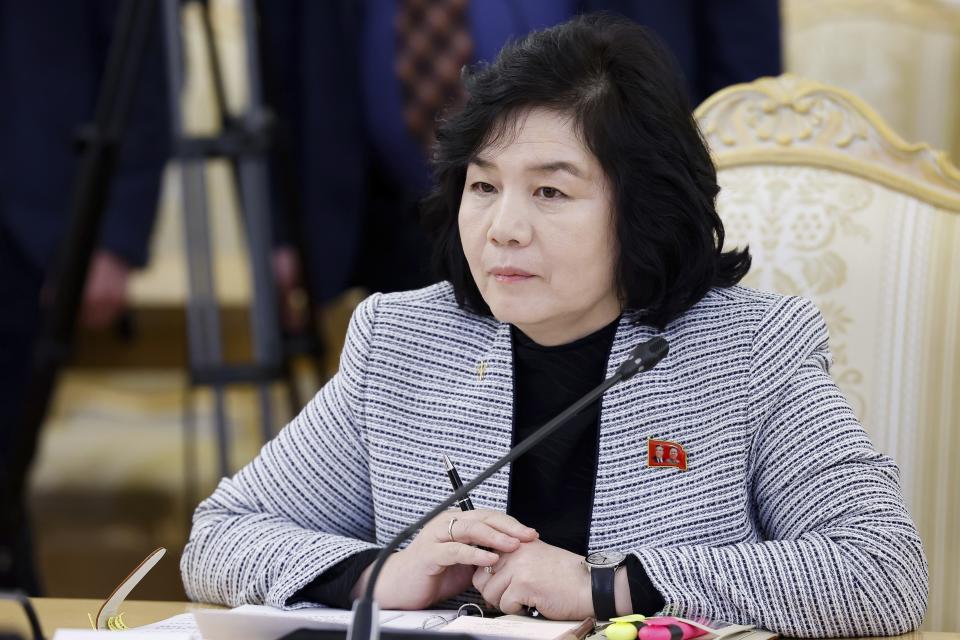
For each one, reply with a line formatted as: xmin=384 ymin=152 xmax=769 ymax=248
xmin=696 ymin=74 xmax=960 ymax=631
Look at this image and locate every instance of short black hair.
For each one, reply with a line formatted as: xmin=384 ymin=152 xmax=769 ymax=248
xmin=422 ymin=13 xmax=750 ymax=329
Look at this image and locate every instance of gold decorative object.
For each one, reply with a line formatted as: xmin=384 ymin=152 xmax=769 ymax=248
xmin=695 ymin=74 xmax=960 ymax=212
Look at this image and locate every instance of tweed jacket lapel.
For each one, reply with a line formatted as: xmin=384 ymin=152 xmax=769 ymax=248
xmin=465 ymin=319 xmax=515 ymax=512
xmin=591 ymin=314 xmax=660 ymax=551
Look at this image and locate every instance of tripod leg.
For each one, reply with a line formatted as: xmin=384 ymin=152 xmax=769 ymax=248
xmin=196 ymin=0 xmax=279 ymax=441
xmin=210 ymin=0 xmax=325 ymax=432
xmin=182 ymin=161 xmax=232 ymax=479
xmin=181 ymin=383 xmax=198 ymax=524
xmin=163 ymin=0 xmax=232 ymax=478
xmin=236 ymin=0 xmax=285 ymax=442
xmin=196 ymin=0 xmax=231 ymax=126
xmin=211 ymin=385 xmax=230 ymax=480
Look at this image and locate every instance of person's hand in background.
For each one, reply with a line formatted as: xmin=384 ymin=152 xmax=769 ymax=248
xmin=273 ymin=245 xmax=309 ymax=333
xmin=81 ymin=250 xmax=131 ymax=330
xmin=80 ymin=246 xmax=312 ymax=332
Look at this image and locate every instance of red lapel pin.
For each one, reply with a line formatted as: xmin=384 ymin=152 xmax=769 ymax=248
xmin=648 ymin=438 xmax=687 ymax=470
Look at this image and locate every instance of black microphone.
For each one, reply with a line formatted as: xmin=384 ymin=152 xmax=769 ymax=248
xmin=345 ymin=336 xmax=669 ymax=640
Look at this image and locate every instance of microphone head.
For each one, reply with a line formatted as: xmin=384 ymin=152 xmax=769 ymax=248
xmin=617 ymin=336 xmax=669 ymax=379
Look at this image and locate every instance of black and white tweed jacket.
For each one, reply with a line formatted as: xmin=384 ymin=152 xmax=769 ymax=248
xmin=181 ymin=282 xmax=927 ymax=637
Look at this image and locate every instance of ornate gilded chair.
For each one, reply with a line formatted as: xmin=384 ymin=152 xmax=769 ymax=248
xmin=783 ymin=0 xmax=960 ymax=162
xmin=695 ymin=74 xmax=960 ymax=631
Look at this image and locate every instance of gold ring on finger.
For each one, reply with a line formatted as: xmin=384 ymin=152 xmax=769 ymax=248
xmin=448 ymin=517 xmax=458 ymax=542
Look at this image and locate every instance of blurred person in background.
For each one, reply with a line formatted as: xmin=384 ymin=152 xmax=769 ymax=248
xmin=0 ymin=0 xmax=169 ymax=592
xmin=258 ymin=0 xmax=780 ymax=326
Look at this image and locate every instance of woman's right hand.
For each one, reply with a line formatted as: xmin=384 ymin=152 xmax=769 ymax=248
xmin=350 ymin=509 xmax=538 ymax=609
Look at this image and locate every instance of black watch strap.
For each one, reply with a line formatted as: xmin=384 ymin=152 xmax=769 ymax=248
xmin=590 ymin=565 xmax=618 ymax=621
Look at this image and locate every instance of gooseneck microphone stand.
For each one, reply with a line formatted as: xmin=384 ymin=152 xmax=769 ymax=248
xmin=345 ymin=336 xmax=670 ymax=640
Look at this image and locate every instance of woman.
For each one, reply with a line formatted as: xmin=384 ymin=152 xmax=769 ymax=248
xmin=181 ymin=15 xmax=927 ymax=637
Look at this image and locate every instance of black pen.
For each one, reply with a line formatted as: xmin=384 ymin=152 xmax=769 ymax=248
xmin=441 ymin=454 xmax=541 ymax=618
xmin=442 ymin=454 xmax=475 ymax=511
xmin=441 ymin=454 xmax=485 ymax=550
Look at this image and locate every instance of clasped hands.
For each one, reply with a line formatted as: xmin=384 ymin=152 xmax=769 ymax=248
xmin=351 ymin=509 xmax=594 ymax=620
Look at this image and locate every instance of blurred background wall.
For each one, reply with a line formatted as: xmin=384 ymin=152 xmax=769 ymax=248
xmin=784 ymin=0 xmax=960 ymax=162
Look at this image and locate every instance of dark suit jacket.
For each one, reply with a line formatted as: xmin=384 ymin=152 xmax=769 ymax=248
xmin=584 ymin=0 xmax=782 ymax=105
xmin=0 ymin=0 xmax=170 ymax=273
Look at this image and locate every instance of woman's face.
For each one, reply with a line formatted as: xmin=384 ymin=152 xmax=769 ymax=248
xmin=458 ymin=108 xmax=621 ymax=346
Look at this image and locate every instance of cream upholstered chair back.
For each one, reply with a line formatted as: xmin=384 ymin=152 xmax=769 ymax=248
xmin=695 ymin=74 xmax=960 ymax=632
xmin=783 ymin=0 xmax=960 ymax=162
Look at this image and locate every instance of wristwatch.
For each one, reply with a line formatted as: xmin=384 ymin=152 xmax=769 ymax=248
xmin=584 ymin=550 xmax=627 ymax=621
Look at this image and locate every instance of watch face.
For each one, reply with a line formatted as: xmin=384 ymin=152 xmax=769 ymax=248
xmin=586 ymin=550 xmax=627 ymax=568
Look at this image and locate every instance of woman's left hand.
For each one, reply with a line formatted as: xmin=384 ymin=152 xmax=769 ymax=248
xmin=472 ymin=539 xmax=593 ymax=620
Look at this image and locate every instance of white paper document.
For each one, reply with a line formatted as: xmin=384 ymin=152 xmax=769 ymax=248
xmin=51 ymin=613 xmax=201 ymax=640
xmin=442 ymin=615 xmax=580 ymax=640
xmin=138 ymin=613 xmax=203 ymax=633
xmin=51 ymin=630 xmax=195 ymax=640
xmin=194 ymin=604 xmax=461 ymax=640
xmin=53 ymin=603 xmax=574 ymax=640
xmin=228 ymin=603 xmax=459 ymax=629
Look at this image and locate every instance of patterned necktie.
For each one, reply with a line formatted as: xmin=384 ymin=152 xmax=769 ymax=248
xmin=395 ymin=0 xmax=473 ymax=149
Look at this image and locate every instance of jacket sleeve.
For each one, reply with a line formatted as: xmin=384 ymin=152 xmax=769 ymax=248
xmin=631 ymin=297 xmax=928 ymax=637
xmin=95 ymin=3 xmax=170 ymax=268
xmin=180 ymin=293 xmax=383 ymax=607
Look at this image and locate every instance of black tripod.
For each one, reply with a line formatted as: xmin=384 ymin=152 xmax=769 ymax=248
xmin=2 ymin=0 xmax=323 ymax=595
